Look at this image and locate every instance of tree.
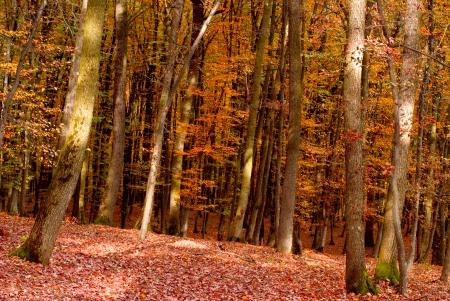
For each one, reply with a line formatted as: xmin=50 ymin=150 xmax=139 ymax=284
xmin=167 ymin=0 xmax=196 ymax=236
xmin=8 ymin=0 xmax=108 ymax=264
xmin=228 ymin=0 xmax=273 ymax=242
xmin=277 ymin=0 xmax=303 ymax=254
xmin=374 ymin=0 xmax=420 ymax=294
xmin=95 ymin=0 xmax=128 ymax=226
xmin=343 ymin=0 xmax=378 ymax=294
xmin=56 ymin=0 xmax=88 ymax=152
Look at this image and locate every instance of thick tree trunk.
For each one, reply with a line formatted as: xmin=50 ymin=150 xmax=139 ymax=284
xmin=95 ymin=0 xmax=128 ymax=226
xmin=57 ymin=0 xmax=88 ymax=151
xmin=374 ymin=0 xmax=420 ymax=294
xmin=277 ymin=0 xmax=303 ymax=254
xmin=8 ymin=0 xmax=107 ymax=264
xmin=343 ymin=0 xmax=378 ymax=294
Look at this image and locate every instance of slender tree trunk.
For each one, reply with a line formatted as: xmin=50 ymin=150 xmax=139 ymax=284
xmin=277 ymin=0 xmax=303 ymax=254
xmin=418 ymin=0 xmax=436 ymax=264
xmin=95 ymin=0 xmax=128 ymax=226
xmin=407 ymin=41 xmax=431 ymax=270
xmin=19 ymin=146 xmax=29 ymax=217
xmin=273 ymin=5 xmax=288 ymax=248
xmin=8 ymin=0 xmax=108 ymax=264
xmin=0 ymin=0 xmax=47 ymax=187
xmin=168 ymin=0 xmax=201 ymax=236
xmin=229 ymin=0 xmax=273 ymax=241
xmin=440 ymin=209 xmax=450 ymax=281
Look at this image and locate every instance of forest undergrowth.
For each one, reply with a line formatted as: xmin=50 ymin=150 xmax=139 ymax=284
xmin=1 ymin=212 xmax=449 ymax=300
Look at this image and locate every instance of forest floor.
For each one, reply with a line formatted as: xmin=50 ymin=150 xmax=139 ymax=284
xmin=1 ymin=212 xmax=450 ymax=300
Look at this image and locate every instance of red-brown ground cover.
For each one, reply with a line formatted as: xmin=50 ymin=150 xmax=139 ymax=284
xmin=1 ymin=212 xmax=449 ymax=300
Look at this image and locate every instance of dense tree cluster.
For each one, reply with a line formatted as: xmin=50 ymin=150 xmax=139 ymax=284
xmin=1 ymin=0 xmax=450 ymax=295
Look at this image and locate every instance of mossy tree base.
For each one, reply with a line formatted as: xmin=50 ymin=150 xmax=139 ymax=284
xmin=93 ymin=217 xmax=111 ymax=226
xmin=374 ymin=261 xmax=400 ymax=285
xmin=350 ymin=270 xmax=380 ymax=295
xmin=8 ymin=243 xmax=36 ymax=263
xmin=228 ymin=236 xmax=246 ymax=243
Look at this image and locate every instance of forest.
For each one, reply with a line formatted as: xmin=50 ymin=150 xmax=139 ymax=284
xmin=1 ymin=0 xmax=450 ymax=299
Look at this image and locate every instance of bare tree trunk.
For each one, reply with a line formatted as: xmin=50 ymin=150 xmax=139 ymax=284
xmin=8 ymin=0 xmax=108 ymax=264
xmin=229 ymin=0 xmax=273 ymax=241
xmin=418 ymin=0 xmax=436 ymax=265
xmin=277 ymin=0 xmax=303 ymax=254
xmin=273 ymin=2 xmax=288 ymax=248
xmin=407 ymin=34 xmax=431 ymax=269
xmin=168 ymin=0 xmax=201 ymax=236
xmin=95 ymin=0 xmax=128 ymax=225
xmin=343 ymin=0 xmax=378 ymax=294
xmin=440 ymin=208 xmax=450 ymax=281
xmin=57 ymin=0 xmax=88 ymax=151
xmin=374 ymin=0 xmax=420 ymax=293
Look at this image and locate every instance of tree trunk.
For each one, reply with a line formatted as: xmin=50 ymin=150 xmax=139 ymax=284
xmin=229 ymin=0 xmax=273 ymax=241
xmin=168 ymin=0 xmax=201 ymax=236
xmin=8 ymin=0 xmax=108 ymax=264
xmin=95 ymin=0 xmax=128 ymax=226
xmin=440 ymin=221 xmax=450 ymax=282
xmin=277 ymin=0 xmax=303 ymax=254
xmin=57 ymin=0 xmax=88 ymax=151
xmin=343 ymin=0 xmax=378 ymax=294
xmin=374 ymin=0 xmax=420 ymax=293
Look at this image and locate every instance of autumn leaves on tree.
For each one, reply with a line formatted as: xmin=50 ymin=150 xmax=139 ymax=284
xmin=2 ymin=0 xmax=450 ymax=297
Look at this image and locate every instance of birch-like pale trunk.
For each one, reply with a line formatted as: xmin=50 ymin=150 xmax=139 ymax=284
xmin=374 ymin=0 xmax=420 ymax=294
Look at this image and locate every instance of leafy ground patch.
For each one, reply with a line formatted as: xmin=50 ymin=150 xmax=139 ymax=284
xmin=0 ymin=212 xmax=449 ymax=300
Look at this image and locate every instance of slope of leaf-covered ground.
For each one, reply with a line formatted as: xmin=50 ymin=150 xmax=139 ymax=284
xmin=0 ymin=213 xmax=449 ymax=300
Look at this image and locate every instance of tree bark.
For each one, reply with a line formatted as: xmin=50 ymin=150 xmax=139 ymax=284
xmin=95 ymin=0 xmax=128 ymax=226
xmin=168 ymin=0 xmax=201 ymax=236
xmin=343 ymin=0 xmax=378 ymax=294
xmin=374 ymin=0 xmax=420 ymax=294
xmin=229 ymin=0 xmax=273 ymax=241
xmin=57 ymin=0 xmax=88 ymax=151
xmin=277 ymin=0 xmax=303 ymax=254
xmin=8 ymin=0 xmax=108 ymax=264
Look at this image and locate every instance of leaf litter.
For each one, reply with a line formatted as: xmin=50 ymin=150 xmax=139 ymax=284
xmin=0 ymin=212 xmax=449 ymax=300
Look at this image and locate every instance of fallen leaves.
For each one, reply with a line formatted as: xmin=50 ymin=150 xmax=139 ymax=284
xmin=0 ymin=212 xmax=450 ymax=300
